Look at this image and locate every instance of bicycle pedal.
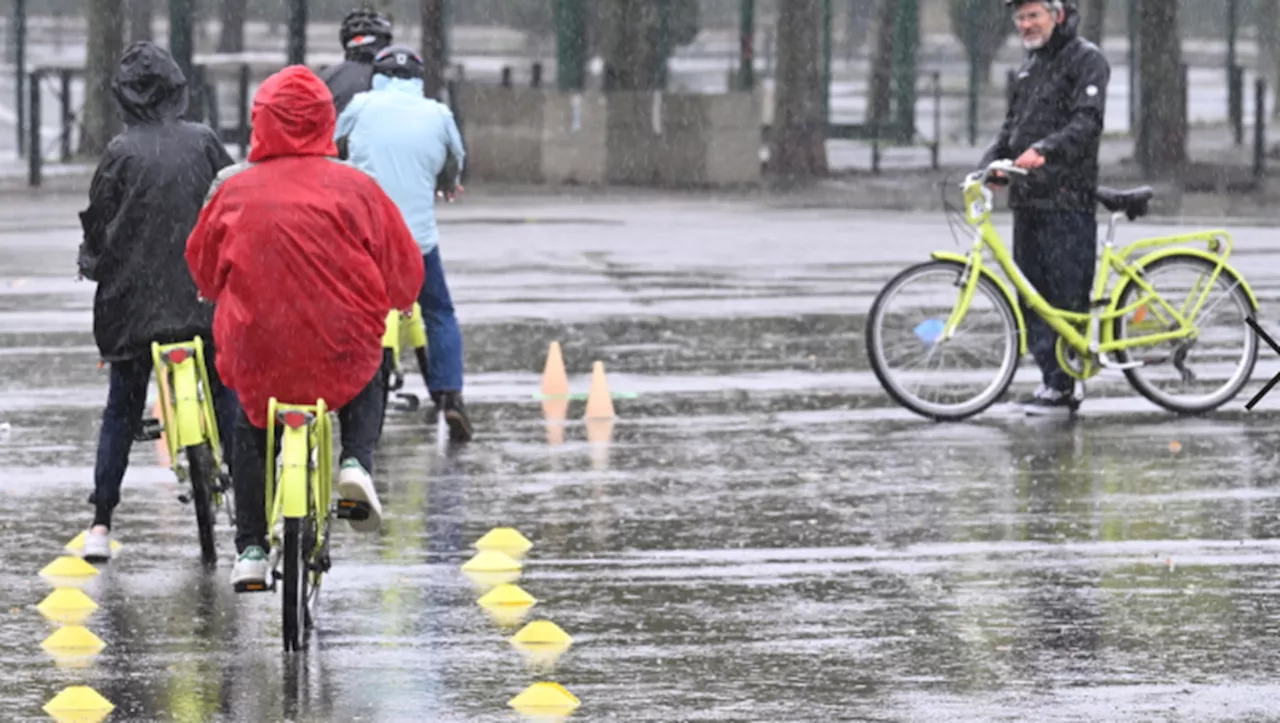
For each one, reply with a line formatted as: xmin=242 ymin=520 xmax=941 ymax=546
xmin=234 ymin=580 xmax=272 ymax=594
xmin=134 ymin=417 xmax=163 ymax=442
xmin=335 ymin=499 xmax=372 ymax=521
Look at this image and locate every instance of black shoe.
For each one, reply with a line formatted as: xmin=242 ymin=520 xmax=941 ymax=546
xmin=432 ymin=392 xmax=473 ymax=443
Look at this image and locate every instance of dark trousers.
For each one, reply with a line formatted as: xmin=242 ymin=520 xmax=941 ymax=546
xmin=419 ymin=247 xmax=464 ymax=393
xmin=232 ymin=369 xmax=384 ymax=553
xmin=91 ymin=346 xmax=239 ymax=529
xmin=1013 ymin=209 xmax=1098 ymax=393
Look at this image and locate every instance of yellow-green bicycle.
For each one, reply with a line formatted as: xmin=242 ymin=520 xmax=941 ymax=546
xmin=249 ymin=398 xmax=372 ymax=652
xmin=136 ymin=337 xmax=230 ymax=567
xmin=379 ymin=302 xmax=430 ymax=434
xmin=866 ymin=159 xmax=1259 ymax=421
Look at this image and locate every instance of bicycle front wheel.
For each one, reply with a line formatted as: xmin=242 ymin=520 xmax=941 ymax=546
xmin=867 ymin=260 xmax=1021 ymax=421
xmin=185 ymin=444 xmax=218 ymax=568
xmin=1113 ymin=253 xmax=1258 ymax=414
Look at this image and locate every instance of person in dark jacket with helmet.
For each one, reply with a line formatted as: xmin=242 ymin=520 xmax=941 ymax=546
xmin=320 ymin=7 xmax=394 ymax=118
xmin=76 ymin=41 xmax=240 ymax=561
xmin=980 ymin=0 xmax=1110 ymax=416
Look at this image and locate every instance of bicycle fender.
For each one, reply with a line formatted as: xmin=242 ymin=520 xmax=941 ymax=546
xmin=1111 ymin=248 xmax=1260 ymax=313
xmin=931 ymin=251 xmax=1028 ymax=356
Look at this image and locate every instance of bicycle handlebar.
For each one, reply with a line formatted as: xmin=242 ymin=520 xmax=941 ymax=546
xmin=964 ymin=159 xmax=1030 ymax=188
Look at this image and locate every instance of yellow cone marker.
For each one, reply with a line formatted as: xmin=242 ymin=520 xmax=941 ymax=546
xmin=42 ymin=625 xmax=106 ymax=656
xmin=478 ymin=583 xmax=537 ymax=628
xmin=461 ymin=550 xmax=522 ymax=573
xmin=40 ymin=556 xmax=99 ymax=581
xmin=474 ymin=527 xmax=533 ymax=558
xmin=43 ymin=686 xmax=114 ymax=723
xmin=512 ymin=620 xmax=573 ymax=647
xmin=583 ymin=361 xmax=615 ymax=420
xmin=37 ymin=589 xmax=99 ymax=625
xmin=65 ymin=531 xmax=123 ymax=556
xmin=508 ymin=682 xmax=581 ymax=715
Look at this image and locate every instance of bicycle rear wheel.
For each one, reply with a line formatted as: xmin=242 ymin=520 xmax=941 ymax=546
xmin=867 ymin=260 xmax=1021 ymax=421
xmin=282 ymin=517 xmax=309 ymax=652
xmin=1113 ymin=253 xmax=1258 ymax=414
xmin=185 ymin=444 xmax=218 ymax=568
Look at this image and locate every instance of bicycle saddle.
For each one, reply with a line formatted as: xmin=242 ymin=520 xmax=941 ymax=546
xmin=1096 ymin=186 xmax=1154 ymax=220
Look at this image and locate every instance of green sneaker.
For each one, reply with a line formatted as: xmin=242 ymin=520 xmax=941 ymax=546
xmin=230 ymin=545 xmax=269 ymax=590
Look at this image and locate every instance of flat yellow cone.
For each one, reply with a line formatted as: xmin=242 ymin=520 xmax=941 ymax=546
xmin=583 ymin=361 xmax=615 ymax=420
xmin=512 ymin=620 xmax=573 ymax=647
xmin=475 ymin=527 xmax=533 ymax=558
xmin=508 ymin=682 xmax=581 ymax=714
xmin=40 ymin=556 xmax=99 ymax=580
xmin=43 ymin=685 xmax=114 ymax=722
xmin=478 ymin=583 xmax=536 ymax=609
xmin=37 ymin=589 xmax=99 ymax=625
xmin=541 ymin=341 xmax=570 ymax=398
xmin=65 ymin=531 xmax=122 ymax=556
xmin=461 ymin=550 xmax=522 ymax=573
xmin=462 ymin=568 xmax=522 ymax=590
xmin=42 ymin=625 xmax=106 ymax=656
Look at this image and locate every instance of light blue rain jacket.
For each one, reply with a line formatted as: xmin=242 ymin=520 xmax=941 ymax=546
xmin=334 ymin=75 xmax=465 ymax=256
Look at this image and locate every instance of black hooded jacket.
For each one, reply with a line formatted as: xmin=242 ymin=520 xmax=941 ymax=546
xmin=979 ymin=3 xmax=1110 ymax=211
xmin=319 ymin=45 xmax=383 ymax=117
xmin=77 ymin=41 xmax=234 ymax=362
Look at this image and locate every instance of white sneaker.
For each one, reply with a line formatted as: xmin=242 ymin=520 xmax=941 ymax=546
xmin=336 ymin=459 xmax=383 ymax=533
xmin=83 ymin=527 xmax=111 ymax=563
xmin=230 ymin=546 xmax=269 ymax=590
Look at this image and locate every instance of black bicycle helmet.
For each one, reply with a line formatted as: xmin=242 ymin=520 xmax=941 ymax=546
xmin=340 ymin=7 xmax=393 ymax=53
xmin=373 ymin=45 xmax=424 ymax=80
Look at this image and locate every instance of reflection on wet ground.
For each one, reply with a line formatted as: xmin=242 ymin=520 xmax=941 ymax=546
xmin=3 ymin=197 xmax=1280 ymax=722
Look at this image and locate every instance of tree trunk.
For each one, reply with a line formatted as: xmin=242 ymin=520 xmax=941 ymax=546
xmin=601 ymin=0 xmax=665 ymax=91
xmin=82 ymin=0 xmax=126 ymax=157
xmin=770 ymin=0 xmax=828 ymax=181
xmin=843 ymin=0 xmax=874 ymax=61
xmin=1081 ymin=0 xmax=1107 ymax=47
xmin=866 ymin=0 xmax=897 ymax=124
xmin=1135 ymin=0 xmax=1185 ymax=179
xmin=217 ymin=0 xmax=248 ymax=53
xmin=128 ymin=0 xmax=154 ymax=44
xmin=421 ymin=0 xmax=447 ymax=98
xmin=1260 ymin=0 xmax=1280 ymax=118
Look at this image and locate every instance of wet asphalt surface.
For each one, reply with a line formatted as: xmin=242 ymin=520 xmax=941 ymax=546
xmin=4 ymin=194 xmax=1280 ymax=722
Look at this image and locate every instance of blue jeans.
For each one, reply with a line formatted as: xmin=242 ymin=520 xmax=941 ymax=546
xmin=419 ymin=247 xmax=464 ymax=393
xmin=1013 ymin=210 xmax=1098 ymax=393
xmin=91 ymin=346 xmax=240 ymax=529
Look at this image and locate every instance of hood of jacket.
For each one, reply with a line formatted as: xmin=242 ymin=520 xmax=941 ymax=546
xmin=1037 ymin=0 xmax=1082 ymax=57
xmin=371 ymin=74 xmax=425 ymax=95
xmin=248 ymin=65 xmax=339 ymax=163
xmin=112 ymin=41 xmax=188 ymax=126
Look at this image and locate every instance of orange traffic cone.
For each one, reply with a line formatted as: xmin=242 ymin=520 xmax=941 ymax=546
xmin=584 ymin=361 xmax=615 ymax=420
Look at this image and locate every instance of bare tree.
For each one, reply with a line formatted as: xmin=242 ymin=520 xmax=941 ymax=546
xmin=217 ymin=0 xmax=248 ymax=53
xmin=949 ymin=0 xmax=1015 ymax=88
xmin=1260 ymin=0 xmax=1280 ymax=119
xmin=128 ymin=0 xmax=154 ymax=44
xmin=82 ymin=0 xmax=126 ymax=157
xmin=1081 ymin=0 xmax=1107 ymax=47
xmin=865 ymin=0 xmax=896 ymax=125
xmin=422 ymin=0 xmax=446 ymax=98
xmin=1135 ymin=0 xmax=1185 ymax=179
xmin=770 ymin=0 xmax=828 ymax=181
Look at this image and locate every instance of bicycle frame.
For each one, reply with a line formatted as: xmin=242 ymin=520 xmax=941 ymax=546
xmin=151 ymin=337 xmax=223 ymax=467
xmin=382 ymin=302 xmax=428 ymax=384
xmin=941 ymin=165 xmax=1257 ymax=365
xmin=265 ymin=399 xmax=332 ymax=534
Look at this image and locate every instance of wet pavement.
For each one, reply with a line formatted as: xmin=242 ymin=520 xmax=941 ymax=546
xmin=4 ymin=194 xmax=1280 ymax=721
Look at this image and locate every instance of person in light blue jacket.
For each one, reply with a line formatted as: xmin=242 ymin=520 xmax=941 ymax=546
xmin=335 ymin=44 xmax=472 ymax=442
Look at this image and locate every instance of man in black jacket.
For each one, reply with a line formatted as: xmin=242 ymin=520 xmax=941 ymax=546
xmin=320 ymin=7 xmax=394 ymax=117
xmin=980 ymin=0 xmax=1109 ymax=416
xmin=77 ymin=41 xmax=240 ymax=560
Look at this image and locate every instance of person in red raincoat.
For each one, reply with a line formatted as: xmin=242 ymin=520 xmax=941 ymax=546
xmin=186 ymin=65 xmax=423 ymax=590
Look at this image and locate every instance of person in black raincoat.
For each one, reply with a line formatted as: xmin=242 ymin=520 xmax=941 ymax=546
xmin=320 ymin=6 xmax=394 ymax=159
xmin=77 ymin=41 xmax=240 ymax=560
xmin=980 ymin=0 xmax=1110 ymax=416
